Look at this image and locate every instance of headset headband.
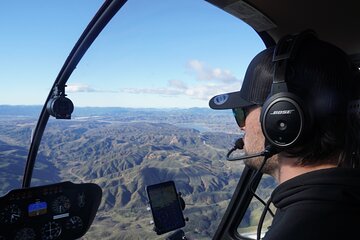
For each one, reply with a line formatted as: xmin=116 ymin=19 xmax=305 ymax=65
xmin=271 ymin=30 xmax=317 ymax=95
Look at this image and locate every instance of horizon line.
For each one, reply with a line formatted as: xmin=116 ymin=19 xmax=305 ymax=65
xmin=0 ymin=104 xmax=215 ymax=110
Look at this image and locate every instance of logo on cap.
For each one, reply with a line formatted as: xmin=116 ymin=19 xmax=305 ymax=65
xmin=213 ymin=94 xmax=229 ymax=105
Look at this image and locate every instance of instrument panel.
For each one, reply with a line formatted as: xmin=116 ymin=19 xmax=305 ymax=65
xmin=0 ymin=181 xmax=102 ymax=240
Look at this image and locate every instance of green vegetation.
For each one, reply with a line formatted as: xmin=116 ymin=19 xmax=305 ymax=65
xmin=0 ymin=107 xmax=276 ymax=239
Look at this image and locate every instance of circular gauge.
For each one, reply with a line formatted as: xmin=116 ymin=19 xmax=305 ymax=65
xmin=41 ymin=222 xmax=61 ymax=240
xmin=15 ymin=228 xmax=36 ymax=240
xmin=0 ymin=204 xmax=21 ymax=224
xmin=51 ymin=196 xmax=71 ymax=214
xmin=65 ymin=216 xmax=84 ymax=230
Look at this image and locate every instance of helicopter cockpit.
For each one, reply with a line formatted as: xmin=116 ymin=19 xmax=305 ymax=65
xmin=1 ymin=0 xmax=360 ymax=240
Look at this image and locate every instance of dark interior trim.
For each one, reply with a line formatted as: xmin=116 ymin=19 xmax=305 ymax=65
xmin=213 ymin=166 xmax=263 ymax=240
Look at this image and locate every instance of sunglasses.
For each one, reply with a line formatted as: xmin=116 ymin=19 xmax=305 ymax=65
xmin=232 ymin=106 xmax=255 ymax=128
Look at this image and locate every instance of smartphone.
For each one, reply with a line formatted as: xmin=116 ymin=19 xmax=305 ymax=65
xmin=146 ymin=181 xmax=186 ymax=235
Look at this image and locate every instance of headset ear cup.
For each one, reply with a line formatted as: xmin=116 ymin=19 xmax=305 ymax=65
xmin=261 ymin=93 xmax=307 ymax=148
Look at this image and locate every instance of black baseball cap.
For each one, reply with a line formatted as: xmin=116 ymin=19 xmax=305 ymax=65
xmin=209 ymin=47 xmax=274 ymax=110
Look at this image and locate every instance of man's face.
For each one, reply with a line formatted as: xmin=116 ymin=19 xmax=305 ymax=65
xmin=242 ymin=107 xmax=279 ymax=175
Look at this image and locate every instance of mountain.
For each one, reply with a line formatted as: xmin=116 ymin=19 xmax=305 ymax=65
xmin=0 ymin=117 xmax=61 ymax=195
xmin=39 ymin=119 xmax=243 ymax=239
xmin=0 ymin=106 xmax=275 ymax=239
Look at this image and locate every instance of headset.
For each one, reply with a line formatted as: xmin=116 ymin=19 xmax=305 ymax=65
xmin=260 ymin=31 xmax=317 ymax=149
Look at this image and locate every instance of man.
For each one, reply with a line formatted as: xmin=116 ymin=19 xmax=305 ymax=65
xmin=209 ymin=32 xmax=360 ymax=239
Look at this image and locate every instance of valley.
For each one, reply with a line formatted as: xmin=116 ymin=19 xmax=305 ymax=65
xmin=0 ymin=106 xmax=274 ymax=239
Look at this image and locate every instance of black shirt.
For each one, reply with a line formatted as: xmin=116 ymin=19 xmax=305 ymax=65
xmin=264 ymin=168 xmax=360 ymax=240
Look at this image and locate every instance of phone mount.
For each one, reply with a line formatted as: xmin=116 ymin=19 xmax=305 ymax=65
xmin=165 ymin=192 xmax=189 ymax=240
xmin=146 ymin=181 xmax=189 ymax=237
xmin=149 ymin=191 xmax=189 ymax=235
xmin=166 ymin=229 xmax=187 ymax=240
xmin=177 ymin=192 xmax=186 ymax=211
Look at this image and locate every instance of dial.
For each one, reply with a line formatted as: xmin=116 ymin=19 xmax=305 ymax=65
xmin=15 ymin=228 xmax=36 ymax=240
xmin=0 ymin=204 xmax=21 ymax=224
xmin=65 ymin=216 xmax=84 ymax=230
xmin=51 ymin=196 xmax=70 ymax=214
xmin=41 ymin=222 xmax=62 ymax=240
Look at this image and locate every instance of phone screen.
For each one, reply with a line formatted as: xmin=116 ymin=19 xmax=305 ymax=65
xmin=146 ymin=181 xmax=185 ymax=235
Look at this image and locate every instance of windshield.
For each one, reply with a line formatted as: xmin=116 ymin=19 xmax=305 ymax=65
xmin=0 ymin=0 xmax=265 ymax=239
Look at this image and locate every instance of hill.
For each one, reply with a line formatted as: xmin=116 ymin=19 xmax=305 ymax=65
xmin=40 ymin=118 xmax=243 ymax=239
xmin=0 ymin=106 xmax=275 ymax=239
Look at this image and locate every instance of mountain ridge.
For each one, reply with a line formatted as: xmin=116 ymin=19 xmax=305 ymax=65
xmin=0 ymin=106 xmax=248 ymax=239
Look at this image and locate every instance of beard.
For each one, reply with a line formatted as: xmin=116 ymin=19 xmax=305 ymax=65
xmin=243 ymin=128 xmax=279 ymax=177
xmin=240 ymin=107 xmax=279 ymax=177
xmin=244 ymin=154 xmax=278 ymax=176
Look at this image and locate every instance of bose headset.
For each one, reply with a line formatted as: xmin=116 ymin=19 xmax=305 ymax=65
xmin=260 ymin=31 xmax=317 ymax=149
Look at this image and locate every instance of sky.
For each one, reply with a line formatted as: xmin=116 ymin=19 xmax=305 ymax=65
xmin=0 ymin=0 xmax=265 ymax=108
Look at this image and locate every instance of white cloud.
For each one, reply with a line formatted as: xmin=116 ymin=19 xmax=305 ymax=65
xmin=67 ymin=83 xmax=116 ymax=93
xmin=121 ymin=80 xmax=240 ymax=101
xmin=185 ymin=82 xmax=240 ymax=100
xmin=67 ymin=83 xmax=96 ymax=93
xmin=120 ymin=59 xmax=242 ymax=102
xmin=168 ymin=79 xmax=188 ymax=90
xmin=122 ymin=86 xmax=183 ymax=96
xmin=187 ymin=59 xmax=240 ymax=83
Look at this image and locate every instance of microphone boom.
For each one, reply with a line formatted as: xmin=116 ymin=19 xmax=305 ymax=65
xmin=226 ymin=152 xmax=265 ymax=161
xmin=226 ymin=137 xmax=276 ymax=161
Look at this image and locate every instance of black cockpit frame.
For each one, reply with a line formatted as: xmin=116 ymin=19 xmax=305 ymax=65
xmin=22 ymin=0 xmax=128 ymax=188
xmin=20 ymin=1 xmax=278 ymax=239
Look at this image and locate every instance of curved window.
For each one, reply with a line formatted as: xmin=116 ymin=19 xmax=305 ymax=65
xmin=1 ymin=1 xmax=265 ymax=239
xmin=237 ymin=175 xmax=277 ymax=239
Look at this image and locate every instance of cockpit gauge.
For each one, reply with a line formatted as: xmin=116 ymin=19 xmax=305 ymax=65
xmin=41 ymin=222 xmax=62 ymax=240
xmin=14 ymin=228 xmax=36 ymax=240
xmin=65 ymin=216 xmax=84 ymax=230
xmin=51 ymin=196 xmax=71 ymax=214
xmin=0 ymin=181 xmax=102 ymax=240
xmin=28 ymin=201 xmax=47 ymax=217
xmin=0 ymin=204 xmax=21 ymax=224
